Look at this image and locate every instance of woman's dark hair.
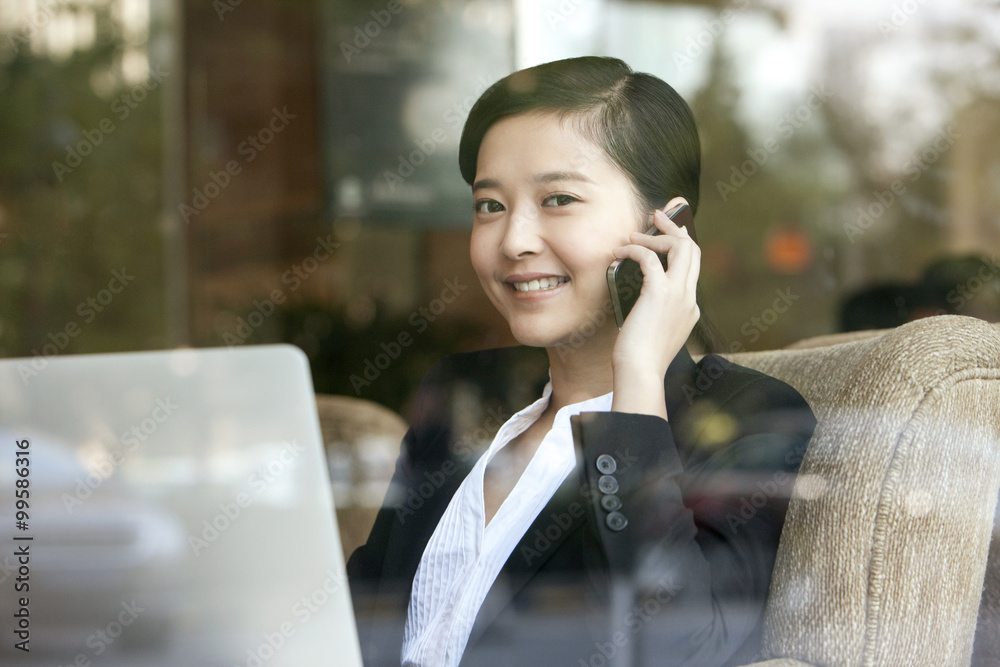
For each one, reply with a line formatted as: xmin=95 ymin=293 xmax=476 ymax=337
xmin=459 ymin=56 xmax=725 ymax=352
xmin=459 ymin=56 xmax=702 ymax=221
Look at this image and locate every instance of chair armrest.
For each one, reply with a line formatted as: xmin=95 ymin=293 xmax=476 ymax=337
xmin=728 ymin=315 xmax=1000 ymax=665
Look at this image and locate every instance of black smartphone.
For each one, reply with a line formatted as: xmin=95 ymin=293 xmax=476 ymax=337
xmin=606 ymin=203 xmax=694 ymax=329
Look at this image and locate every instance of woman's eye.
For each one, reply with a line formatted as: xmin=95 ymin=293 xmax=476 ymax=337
xmin=474 ymin=199 xmax=504 ymax=214
xmin=543 ymin=194 xmax=579 ymax=207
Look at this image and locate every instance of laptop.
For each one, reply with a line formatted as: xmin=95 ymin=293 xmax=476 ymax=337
xmin=0 ymin=345 xmax=364 ymax=666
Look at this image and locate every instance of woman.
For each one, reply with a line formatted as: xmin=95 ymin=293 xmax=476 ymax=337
xmin=348 ymin=56 xmax=816 ymax=667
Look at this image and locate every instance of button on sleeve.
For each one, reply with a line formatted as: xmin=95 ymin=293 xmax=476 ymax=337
xmin=596 ymin=453 xmax=617 ymax=475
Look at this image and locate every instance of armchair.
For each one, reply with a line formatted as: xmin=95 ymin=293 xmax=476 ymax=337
xmin=728 ymin=315 xmax=1000 ymax=667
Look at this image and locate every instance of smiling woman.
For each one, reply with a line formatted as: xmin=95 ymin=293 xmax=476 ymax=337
xmin=470 ymin=113 xmax=646 ymax=352
xmin=347 ymin=56 xmax=817 ymax=667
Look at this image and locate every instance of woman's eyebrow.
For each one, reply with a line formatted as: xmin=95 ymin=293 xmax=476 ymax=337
xmin=472 ymin=178 xmax=500 ymax=192
xmin=472 ymin=171 xmax=593 ymax=192
xmin=534 ymin=171 xmax=593 ymax=185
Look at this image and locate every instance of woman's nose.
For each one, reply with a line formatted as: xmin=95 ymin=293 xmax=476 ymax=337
xmin=500 ymin=208 xmax=544 ymax=259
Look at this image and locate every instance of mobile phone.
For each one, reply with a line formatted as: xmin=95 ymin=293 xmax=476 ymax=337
xmin=606 ymin=203 xmax=694 ymax=329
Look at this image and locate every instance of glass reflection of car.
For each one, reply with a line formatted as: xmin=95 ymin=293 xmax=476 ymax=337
xmin=0 ymin=430 xmax=187 ymax=657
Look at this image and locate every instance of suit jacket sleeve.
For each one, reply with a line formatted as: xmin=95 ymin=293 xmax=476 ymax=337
xmin=571 ymin=358 xmax=814 ymax=666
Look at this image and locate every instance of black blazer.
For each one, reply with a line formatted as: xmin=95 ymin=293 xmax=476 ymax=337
xmin=347 ymin=345 xmax=816 ymax=667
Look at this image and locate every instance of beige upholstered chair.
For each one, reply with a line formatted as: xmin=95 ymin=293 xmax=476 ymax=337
xmin=728 ymin=315 xmax=1000 ymax=667
xmin=314 ymin=394 xmax=407 ymax=560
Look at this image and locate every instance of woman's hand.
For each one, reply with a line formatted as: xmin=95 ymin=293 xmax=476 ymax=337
xmin=610 ymin=203 xmax=701 ymax=420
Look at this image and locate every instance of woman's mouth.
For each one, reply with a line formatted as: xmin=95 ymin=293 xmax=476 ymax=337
xmin=511 ymin=276 xmax=570 ymax=292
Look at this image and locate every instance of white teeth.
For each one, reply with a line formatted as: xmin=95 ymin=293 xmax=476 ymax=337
xmin=512 ymin=277 xmax=568 ymax=292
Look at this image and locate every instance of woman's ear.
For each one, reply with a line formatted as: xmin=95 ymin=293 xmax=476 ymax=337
xmin=659 ymin=197 xmax=697 ymax=243
xmin=660 ymin=197 xmax=689 ymax=217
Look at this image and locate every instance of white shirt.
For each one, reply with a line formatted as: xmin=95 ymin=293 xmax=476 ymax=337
xmin=401 ymin=381 xmax=613 ymax=667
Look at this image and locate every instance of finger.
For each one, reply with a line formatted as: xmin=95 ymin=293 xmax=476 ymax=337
xmin=628 ymin=230 xmax=693 ymax=254
xmin=613 ymin=247 xmax=693 ymax=310
xmin=680 ymin=241 xmax=701 ymax=296
xmin=625 ymin=233 xmax=701 ymax=296
xmin=612 ymin=244 xmax=671 ymax=282
xmin=650 ymin=208 xmax=690 ymax=237
xmin=666 ymin=233 xmax=701 ymax=295
xmin=629 ymin=233 xmax=700 ymax=266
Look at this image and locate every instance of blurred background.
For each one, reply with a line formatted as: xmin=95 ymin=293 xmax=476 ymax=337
xmin=2 ymin=0 xmax=1000 ymax=417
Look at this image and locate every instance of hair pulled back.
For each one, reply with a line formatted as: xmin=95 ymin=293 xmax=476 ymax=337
xmin=459 ymin=56 xmax=701 ymax=220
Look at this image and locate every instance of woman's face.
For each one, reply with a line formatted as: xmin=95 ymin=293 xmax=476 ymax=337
xmin=470 ymin=112 xmax=646 ymax=350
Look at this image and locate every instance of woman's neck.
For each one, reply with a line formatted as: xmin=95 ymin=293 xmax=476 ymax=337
xmin=544 ymin=335 xmax=616 ymax=413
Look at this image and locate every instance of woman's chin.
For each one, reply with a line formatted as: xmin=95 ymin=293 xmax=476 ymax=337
xmin=506 ymin=322 xmax=565 ymax=349
xmin=509 ymin=331 xmax=557 ymax=349
xmin=507 ymin=321 xmax=611 ymax=353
